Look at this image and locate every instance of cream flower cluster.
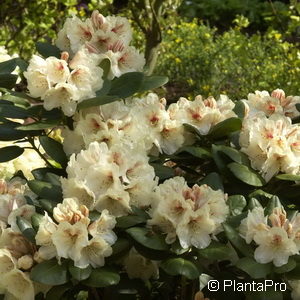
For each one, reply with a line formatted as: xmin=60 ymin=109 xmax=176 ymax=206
xmin=35 ymin=198 xmax=116 ymax=268
xmin=240 ymin=206 xmax=300 ymax=267
xmin=240 ymin=113 xmax=300 ymax=181
xmin=243 ymin=89 xmax=300 ymax=119
xmin=148 ymin=177 xmax=229 ymax=249
xmin=63 ymin=93 xmax=237 ymax=156
xmin=62 ymin=141 xmax=158 ymax=216
xmin=56 ymin=10 xmax=145 ymax=79
xmin=24 ymin=52 xmax=103 ymax=116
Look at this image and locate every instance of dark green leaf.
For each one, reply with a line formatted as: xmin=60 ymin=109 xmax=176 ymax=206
xmin=30 ymin=259 xmax=68 ymax=285
xmin=39 ymin=198 xmax=57 ymax=213
xmin=36 ymin=42 xmax=61 ymax=58
xmin=15 ymin=58 xmax=29 ymax=72
xmin=0 ymin=58 xmax=17 ymax=74
xmin=246 ymin=291 xmax=283 ymax=300
xmin=77 ymin=95 xmax=120 ymax=110
xmin=45 ymin=283 xmax=72 ymax=300
xmin=116 ymin=215 xmax=146 ymax=229
xmin=0 ymin=74 xmax=18 ymax=89
xmin=17 ymin=120 xmax=61 ymax=131
xmin=160 ymin=258 xmax=199 ymax=280
xmin=31 ymin=213 xmax=44 ymax=231
xmin=228 ymin=195 xmax=247 ymax=216
xmin=208 ymin=117 xmax=242 ymax=139
xmin=0 ymin=103 xmax=29 ymax=118
xmin=177 ymin=145 xmax=211 ymax=159
xmin=109 ymin=72 xmax=144 ymax=98
xmin=99 ymin=58 xmax=111 ymax=79
xmin=95 ymin=79 xmax=111 ymax=97
xmin=109 ymin=238 xmax=131 ymax=259
xmin=274 ymin=257 xmax=296 ymax=274
xmin=39 ymin=136 xmax=67 ymax=167
xmin=247 ymin=197 xmax=263 ymax=210
xmin=233 ymin=100 xmax=246 ymax=118
xmin=83 ymin=267 xmax=120 ymax=288
xmin=223 ymin=223 xmax=253 ymax=257
xmin=126 ymin=227 xmax=169 ymax=251
xmin=183 ymin=123 xmax=203 ymax=138
xmin=228 ymin=162 xmax=265 ymax=187
xmin=265 ymin=196 xmax=282 ymax=215
xmin=16 ymin=216 xmax=36 ymax=243
xmin=0 ymin=146 xmax=24 ymax=162
xmin=139 ymin=75 xmax=168 ymax=92
xmin=236 ymin=257 xmax=272 ymax=279
xmin=198 ymin=241 xmax=233 ymax=260
xmin=28 ymin=180 xmax=62 ymax=201
xmin=68 ymin=263 xmax=92 ymax=281
xmin=151 ymin=163 xmax=174 ymax=180
xmin=198 ymin=172 xmax=224 ymax=191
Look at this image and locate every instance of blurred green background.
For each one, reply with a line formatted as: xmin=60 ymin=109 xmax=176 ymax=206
xmin=0 ymin=0 xmax=299 ymax=100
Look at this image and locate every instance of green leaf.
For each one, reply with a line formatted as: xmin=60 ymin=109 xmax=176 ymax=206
xmin=0 ymin=122 xmax=30 ymax=141
xmin=45 ymin=283 xmax=72 ymax=300
xmin=68 ymin=263 xmax=92 ymax=281
xmin=17 ymin=120 xmax=61 ymax=130
xmin=139 ymin=75 xmax=168 ymax=92
xmin=0 ymin=103 xmax=29 ymax=118
xmin=265 ymin=196 xmax=282 ymax=215
xmin=296 ymin=103 xmax=300 ymax=113
xmin=77 ymin=95 xmax=120 ymax=110
xmin=39 ymin=136 xmax=67 ymax=167
xmin=236 ymin=257 xmax=272 ymax=279
xmin=39 ymin=198 xmax=57 ymax=213
xmin=160 ymin=258 xmax=199 ymax=280
xmin=28 ymin=180 xmax=62 ymax=201
xmin=198 ymin=172 xmax=224 ymax=191
xmin=1 ymin=94 xmax=30 ymax=107
xmin=151 ymin=163 xmax=175 ymax=180
xmin=16 ymin=216 xmax=36 ymax=243
xmin=274 ymin=257 xmax=296 ymax=274
xmin=116 ymin=214 xmax=146 ymax=229
xmin=198 ymin=241 xmax=233 ymax=260
xmin=228 ymin=162 xmax=265 ymax=187
xmin=83 ymin=267 xmax=120 ymax=288
xmin=95 ymin=79 xmax=111 ymax=97
xmin=99 ymin=58 xmax=111 ymax=79
xmin=223 ymin=223 xmax=253 ymax=257
xmin=177 ymin=145 xmax=211 ymax=159
xmin=233 ymin=100 xmax=246 ymax=118
xmin=208 ymin=117 xmax=242 ymax=139
xmin=0 ymin=58 xmax=17 ymax=74
xmin=126 ymin=227 xmax=169 ymax=251
xmin=0 ymin=146 xmax=24 ymax=162
xmin=110 ymin=238 xmax=131 ymax=258
xmin=228 ymin=195 xmax=247 ymax=216
xmin=276 ymin=174 xmax=300 ymax=181
xmin=15 ymin=58 xmax=29 ymax=72
xmin=36 ymin=42 xmax=61 ymax=58
xmin=30 ymin=259 xmax=68 ymax=285
xmin=183 ymin=123 xmax=203 ymax=138
xmin=109 ymin=72 xmax=144 ymax=98
xmin=0 ymin=74 xmax=18 ymax=89
xmin=31 ymin=213 xmax=44 ymax=231
xmin=286 ymin=262 xmax=300 ymax=279
xmin=247 ymin=197 xmax=263 ymax=210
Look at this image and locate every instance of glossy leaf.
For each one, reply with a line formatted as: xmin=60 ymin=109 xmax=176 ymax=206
xmin=177 ymin=145 xmax=211 ymax=159
xmin=30 ymin=259 xmax=68 ymax=285
xmin=160 ymin=258 xmax=199 ymax=280
xmin=77 ymin=95 xmax=119 ymax=110
xmin=139 ymin=75 xmax=168 ymax=92
xmin=16 ymin=216 xmax=36 ymax=243
xmin=68 ymin=263 xmax=92 ymax=281
xmin=223 ymin=223 xmax=253 ymax=257
xmin=228 ymin=162 xmax=265 ymax=187
xmin=0 ymin=103 xmax=29 ymax=119
xmin=31 ymin=213 xmax=44 ymax=231
xmin=45 ymin=283 xmax=72 ymax=300
xmin=276 ymin=174 xmax=300 ymax=181
xmin=208 ymin=117 xmax=242 ymax=139
xmin=274 ymin=258 xmax=296 ymax=274
xmin=28 ymin=180 xmax=62 ymax=201
xmin=109 ymin=72 xmax=144 ymax=98
xmin=99 ymin=58 xmax=111 ymax=79
xmin=36 ymin=42 xmax=61 ymax=58
xmin=116 ymin=214 xmax=146 ymax=229
xmin=83 ymin=267 xmax=120 ymax=288
xmin=39 ymin=136 xmax=68 ymax=167
xmin=233 ymin=100 xmax=246 ymax=118
xmin=228 ymin=195 xmax=247 ymax=216
xmin=17 ymin=120 xmax=61 ymax=131
xmin=236 ymin=257 xmax=272 ymax=279
xmin=151 ymin=163 xmax=175 ymax=180
xmin=198 ymin=241 xmax=233 ymax=260
xmin=0 ymin=58 xmax=17 ymax=74
xmin=198 ymin=172 xmax=224 ymax=191
xmin=0 ymin=146 xmax=24 ymax=162
xmin=0 ymin=74 xmax=18 ymax=89
xmin=126 ymin=227 xmax=169 ymax=251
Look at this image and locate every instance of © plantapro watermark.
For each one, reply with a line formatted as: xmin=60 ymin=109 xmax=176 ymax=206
xmin=208 ymin=279 xmax=287 ymax=292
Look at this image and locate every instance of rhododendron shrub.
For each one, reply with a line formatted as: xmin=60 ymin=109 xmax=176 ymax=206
xmin=1 ymin=11 xmax=300 ymax=300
